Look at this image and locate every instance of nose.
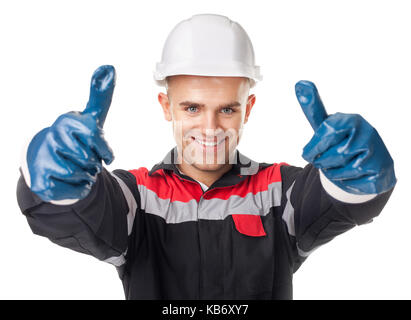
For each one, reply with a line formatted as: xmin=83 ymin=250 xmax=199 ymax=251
xmin=201 ymin=109 xmax=219 ymax=132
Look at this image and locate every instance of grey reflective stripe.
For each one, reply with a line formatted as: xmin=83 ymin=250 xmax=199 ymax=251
xmin=104 ymin=253 xmax=126 ymax=267
xmin=297 ymin=243 xmax=319 ymax=258
xmin=199 ymin=181 xmax=282 ymax=220
xmin=283 ymin=182 xmax=318 ymax=258
xmin=110 ymin=172 xmax=137 ymax=235
xmin=282 ymin=182 xmax=296 ymax=236
xmin=138 ymin=185 xmax=198 ymax=223
xmin=104 ymin=173 xmax=137 ymax=267
xmin=137 ymin=181 xmax=282 ymax=223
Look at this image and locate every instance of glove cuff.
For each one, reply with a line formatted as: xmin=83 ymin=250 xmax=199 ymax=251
xmin=319 ymin=169 xmax=377 ymax=204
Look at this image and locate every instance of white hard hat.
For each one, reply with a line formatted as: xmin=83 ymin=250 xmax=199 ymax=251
xmin=154 ymin=14 xmax=262 ymax=88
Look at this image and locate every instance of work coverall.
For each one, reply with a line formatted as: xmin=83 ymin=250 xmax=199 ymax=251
xmin=16 ymin=147 xmax=393 ymax=299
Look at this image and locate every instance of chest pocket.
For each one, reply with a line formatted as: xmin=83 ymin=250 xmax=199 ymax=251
xmin=231 ymin=214 xmax=266 ymax=237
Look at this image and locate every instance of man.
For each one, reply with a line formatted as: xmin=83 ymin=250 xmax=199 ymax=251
xmin=16 ymin=14 xmax=396 ymax=299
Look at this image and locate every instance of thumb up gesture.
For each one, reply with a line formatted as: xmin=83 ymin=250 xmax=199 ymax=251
xmin=295 ymin=80 xmax=396 ymax=195
xmin=24 ymin=65 xmax=116 ymax=203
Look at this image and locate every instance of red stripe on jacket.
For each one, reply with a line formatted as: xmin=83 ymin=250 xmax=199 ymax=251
xmin=129 ymin=168 xmax=203 ymax=203
xmin=129 ymin=163 xmax=289 ymax=203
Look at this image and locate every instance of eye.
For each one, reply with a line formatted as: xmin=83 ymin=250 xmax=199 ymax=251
xmin=221 ymin=107 xmax=234 ymax=115
xmin=185 ymin=106 xmax=198 ymax=113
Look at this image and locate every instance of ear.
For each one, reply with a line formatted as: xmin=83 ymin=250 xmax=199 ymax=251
xmin=244 ymin=94 xmax=256 ymax=124
xmin=158 ymin=92 xmax=172 ymax=121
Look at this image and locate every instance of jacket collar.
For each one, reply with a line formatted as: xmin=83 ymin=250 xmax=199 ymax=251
xmin=149 ymin=146 xmax=271 ymax=188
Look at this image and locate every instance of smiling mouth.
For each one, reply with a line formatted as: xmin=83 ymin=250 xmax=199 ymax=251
xmin=191 ymin=137 xmax=226 ymax=147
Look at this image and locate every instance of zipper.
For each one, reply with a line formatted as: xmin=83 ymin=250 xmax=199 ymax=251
xmin=170 ymin=170 xmax=247 ymax=299
xmin=170 ymin=171 xmax=204 ymax=298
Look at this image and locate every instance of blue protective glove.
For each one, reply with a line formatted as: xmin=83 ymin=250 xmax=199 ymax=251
xmin=25 ymin=65 xmax=116 ymax=202
xmin=295 ymin=80 xmax=396 ymax=195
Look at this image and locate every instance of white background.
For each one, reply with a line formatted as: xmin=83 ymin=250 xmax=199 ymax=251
xmin=1 ymin=0 xmax=410 ymax=299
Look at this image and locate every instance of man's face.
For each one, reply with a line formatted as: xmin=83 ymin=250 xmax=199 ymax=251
xmin=158 ymin=75 xmax=255 ymax=172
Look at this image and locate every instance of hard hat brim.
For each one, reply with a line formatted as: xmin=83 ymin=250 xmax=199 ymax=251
xmin=153 ymin=61 xmax=262 ymax=88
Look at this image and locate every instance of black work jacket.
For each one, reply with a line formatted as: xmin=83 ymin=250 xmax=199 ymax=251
xmin=16 ymin=147 xmax=393 ymax=299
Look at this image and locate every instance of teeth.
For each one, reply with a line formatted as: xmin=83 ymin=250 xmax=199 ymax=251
xmin=198 ymin=140 xmax=217 ymax=146
xmin=195 ymin=138 xmax=224 ymax=147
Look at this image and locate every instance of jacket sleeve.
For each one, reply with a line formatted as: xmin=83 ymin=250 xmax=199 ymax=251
xmin=279 ymin=163 xmax=394 ymax=272
xmin=16 ymin=167 xmax=140 ymax=268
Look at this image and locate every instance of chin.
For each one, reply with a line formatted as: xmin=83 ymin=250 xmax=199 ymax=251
xmin=192 ymin=162 xmax=228 ymax=172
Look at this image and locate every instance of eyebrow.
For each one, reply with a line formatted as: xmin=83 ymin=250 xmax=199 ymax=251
xmin=179 ymin=101 xmax=241 ymax=108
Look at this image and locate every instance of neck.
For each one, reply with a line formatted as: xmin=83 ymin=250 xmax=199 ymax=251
xmin=177 ymin=161 xmax=232 ymax=187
